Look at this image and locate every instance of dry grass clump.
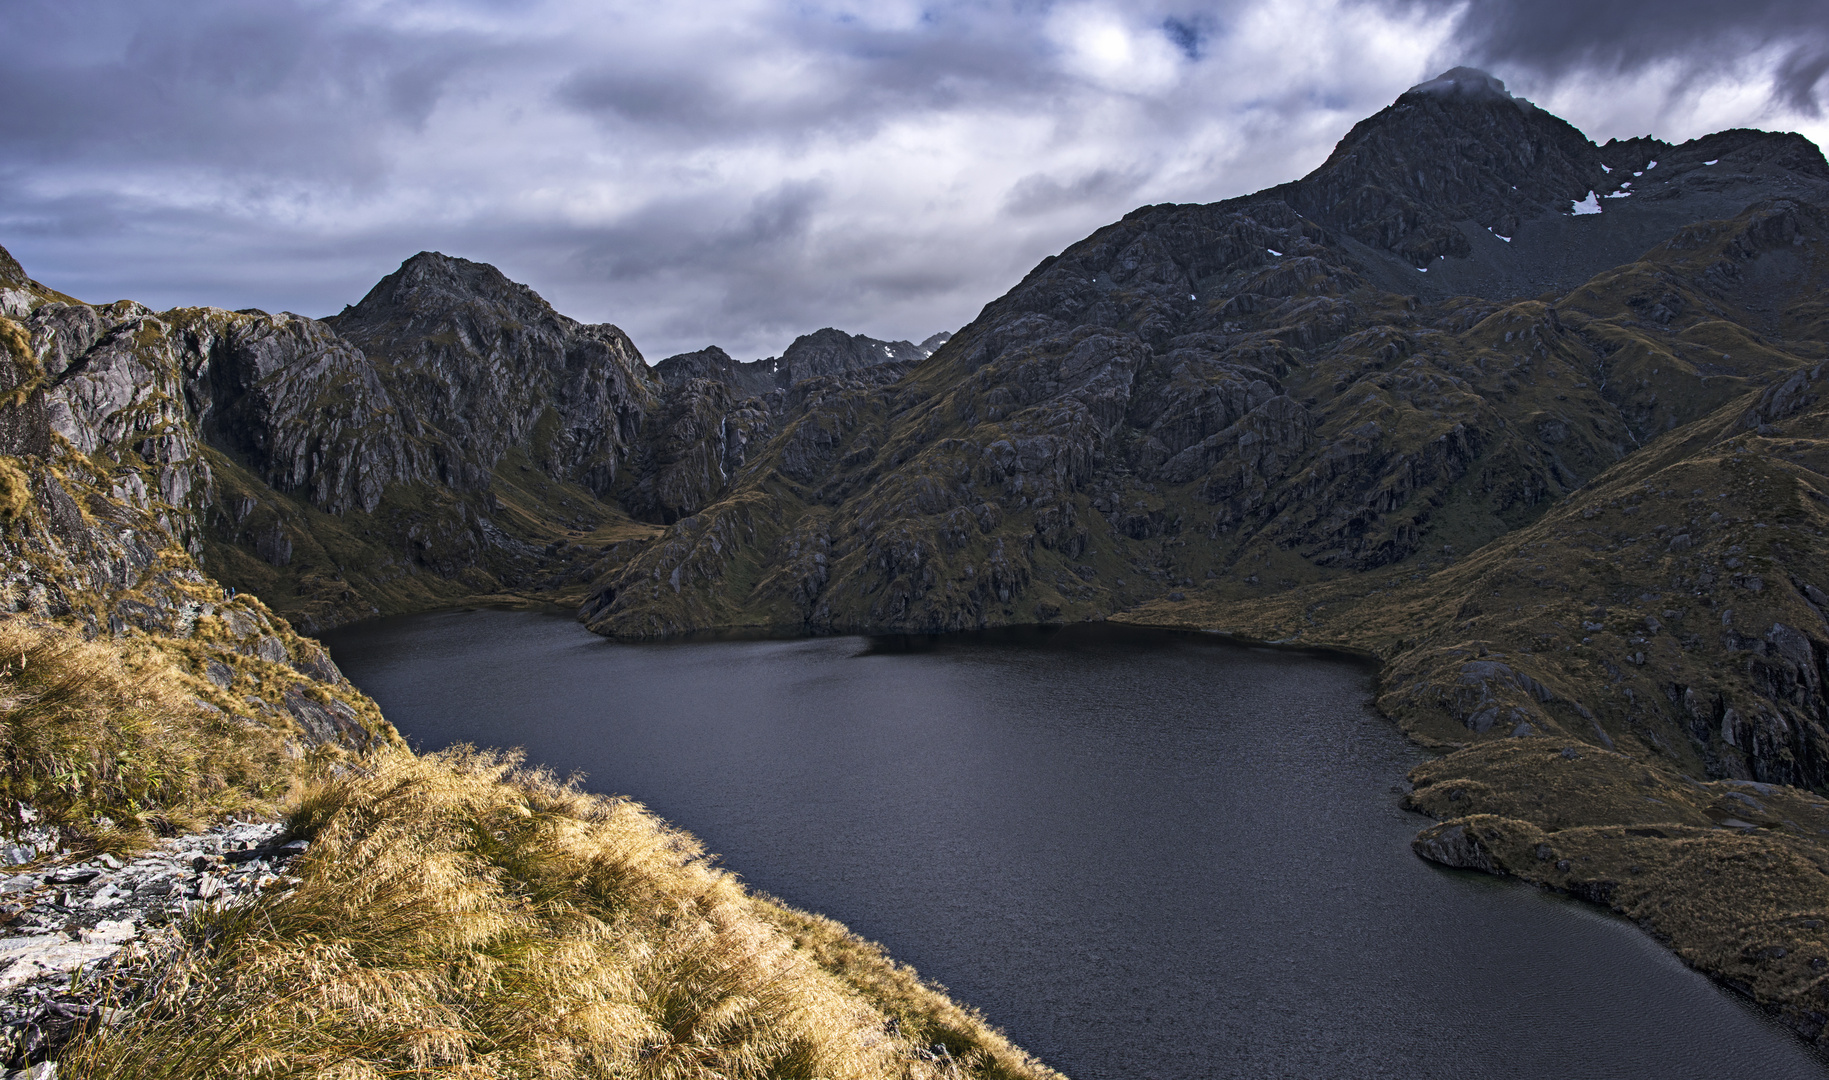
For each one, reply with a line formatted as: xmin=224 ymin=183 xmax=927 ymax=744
xmin=755 ymin=903 xmax=1060 ymax=1080
xmin=0 ymin=617 xmax=291 ymax=850
xmin=65 ymin=748 xmax=1062 ymax=1080
xmin=0 ymin=457 xmax=30 ymax=521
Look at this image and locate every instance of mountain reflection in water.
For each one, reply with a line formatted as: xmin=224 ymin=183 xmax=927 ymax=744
xmin=325 ymin=609 xmax=1828 ymax=1080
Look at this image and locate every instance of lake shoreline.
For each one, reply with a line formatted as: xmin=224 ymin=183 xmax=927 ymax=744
xmin=325 ymin=608 xmax=1829 ymax=1078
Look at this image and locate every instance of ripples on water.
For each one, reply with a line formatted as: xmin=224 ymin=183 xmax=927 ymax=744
xmin=324 ymin=609 xmax=1828 ymax=1080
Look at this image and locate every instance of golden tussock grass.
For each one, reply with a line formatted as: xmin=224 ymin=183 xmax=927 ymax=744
xmin=0 ymin=457 xmax=30 ymax=521
xmin=0 ymin=617 xmax=292 ymax=851
xmin=63 ymin=747 xmax=1064 ymax=1080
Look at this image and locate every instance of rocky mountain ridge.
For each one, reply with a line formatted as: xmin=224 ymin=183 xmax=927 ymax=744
xmin=1 ymin=238 xmax=941 ymax=634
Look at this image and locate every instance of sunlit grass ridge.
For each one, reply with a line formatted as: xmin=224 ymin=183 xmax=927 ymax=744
xmin=63 ymin=745 xmax=1061 ymax=1079
xmin=0 ymin=619 xmax=292 ymax=852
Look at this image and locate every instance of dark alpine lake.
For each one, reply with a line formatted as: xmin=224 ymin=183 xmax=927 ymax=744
xmin=323 ymin=608 xmax=1828 ymax=1079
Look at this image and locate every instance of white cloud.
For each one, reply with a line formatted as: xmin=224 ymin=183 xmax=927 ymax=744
xmin=1046 ymin=4 xmax=1184 ymax=94
xmin=0 ymin=0 xmax=1821 ymax=362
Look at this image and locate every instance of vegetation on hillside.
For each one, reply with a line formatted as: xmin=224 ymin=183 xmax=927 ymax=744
xmin=0 ymin=619 xmax=292 ymax=853
xmin=1120 ymin=281 xmax=1829 ymax=1034
xmin=65 ymin=747 xmax=1058 ymax=1080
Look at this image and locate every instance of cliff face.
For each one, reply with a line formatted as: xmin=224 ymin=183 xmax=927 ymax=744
xmin=327 ymin=252 xmax=655 ymax=497
xmin=0 ymin=301 xmax=391 ymax=757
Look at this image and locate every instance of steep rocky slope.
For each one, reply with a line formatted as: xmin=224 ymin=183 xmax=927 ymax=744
xmin=3 ymin=241 xmax=937 ymax=632
xmin=0 ymin=291 xmax=389 ymax=758
xmin=0 ymin=258 xmax=1055 ymax=1080
xmin=580 ymin=75 xmax=1829 ymax=648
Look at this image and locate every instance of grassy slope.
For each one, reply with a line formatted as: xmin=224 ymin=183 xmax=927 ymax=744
xmin=0 ymin=507 xmax=1059 ymax=1075
xmin=0 ymin=611 xmax=1061 ymax=1079
xmin=202 ymin=442 xmax=662 ymax=632
xmin=64 ymin=747 xmax=1060 ymax=1080
xmin=0 ymin=618 xmax=294 ymax=852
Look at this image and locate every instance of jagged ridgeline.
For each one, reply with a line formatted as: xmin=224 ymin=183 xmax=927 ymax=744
xmin=7 ymin=63 xmax=1829 ymax=1049
xmin=0 ymin=240 xmax=946 ymax=635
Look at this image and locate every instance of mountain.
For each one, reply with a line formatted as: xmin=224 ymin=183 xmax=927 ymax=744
xmin=6 ymin=65 xmax=1829 ymax=1045
xmin=581 ymin=72 xmax=1828 ymax=645
xmin=0 ymin=239 xmax=949 ymax=632
xmin=570 ymin=72 xmax=1829 ymax=1037
xmin=0 ymin=260 xmax=1053 ymax=1079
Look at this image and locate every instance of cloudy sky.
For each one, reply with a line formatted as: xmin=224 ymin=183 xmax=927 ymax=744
xmin=3 ymin=0 xmax=1826 ymax=362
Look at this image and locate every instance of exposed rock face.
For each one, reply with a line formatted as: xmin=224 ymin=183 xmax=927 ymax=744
xmin=0 ymin=300 xmax=390 ymax=753
xmin=653 ymin=327 xmax=933 ymax=399
xmin=1285 ymin=67 xmax=1601 ymax=266
xmin=0 ymin=237 xmax=957 ymax=635
xmin=773 ymin=327 xmax=930 ymax=383
xmin=0 ymin=820 xmax=308 ymax=1067
xmin=326 ymin=252 xmax=655 ymax=495
xmin=653 ymin=346 xmax=774 ymax=396
xmin=188 ymin=310 xmax=424 ymax=515
xmin=623 ymin=375 xmax=774 ymax=524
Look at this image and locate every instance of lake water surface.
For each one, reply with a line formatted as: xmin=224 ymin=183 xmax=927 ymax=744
xmin=323 ymin=609 xmax=1828 ymax=1079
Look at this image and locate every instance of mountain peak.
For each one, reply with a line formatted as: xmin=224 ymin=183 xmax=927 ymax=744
xmin=388 ymin=251 xmax=525 ymax=302
xmin=1401 ymin=67 xmax=1520 ymax=105
xmin=0 ymin=243 xmax=27 ymax=291
xmin=1288 ymin=68 xmax=1596 ymax=265
xmin=334 ymin=250 xmax=560 ymax=333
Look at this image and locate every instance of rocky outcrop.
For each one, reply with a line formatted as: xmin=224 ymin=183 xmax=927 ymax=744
xmin=653 ymin=328 xmax=932 ymax=401
xmin=0 ymin=299 xmax=390 ymax=751
xmin=186 ymin=309 xmax=426 ymax=515
xmin=327 ymin=252 xmax=656 ymax=495
xmin=0 ymin=820 xmax=308 ymax=1069
xmin=773 ymin=327 xmax=930 ymax=383
xmin=1285 ymin=67 xmax=1602 ymax=265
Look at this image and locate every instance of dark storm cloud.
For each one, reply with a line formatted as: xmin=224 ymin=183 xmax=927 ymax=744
xmin=1432 ymin=0 xmax=1829 ymax=113
xmin=0 ymin=1 xmax=498 ymax=181
xmin=553 ymin=10 xmax=1056 ymax=143
xmin=0 ymin=1 xmax=1822 ymax=362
